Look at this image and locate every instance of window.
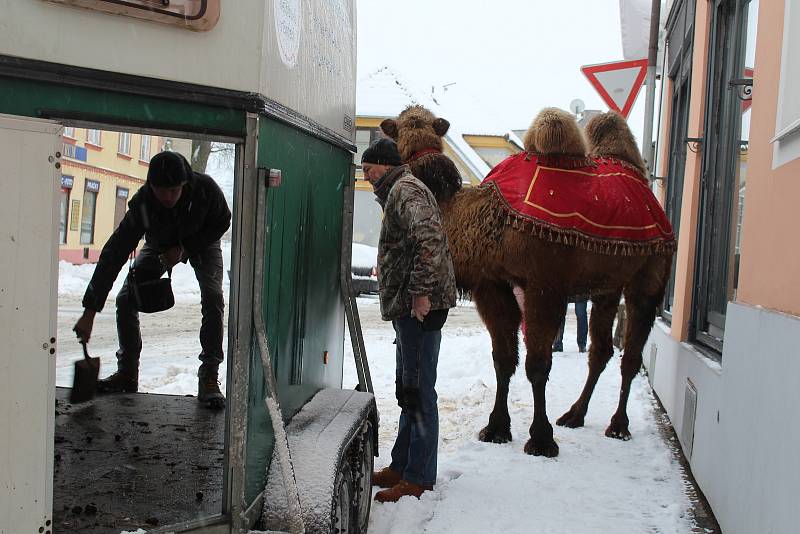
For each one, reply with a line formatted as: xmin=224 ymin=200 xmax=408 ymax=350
xmin=63 ymin=126 xmax=76 ymax=138
xmin=86 ymin=129 xmax=102 ymax=146
xmin=354 ymin=127 xmax=382 ymax=170
xmin=80 ymin=179 xmax=100 ymax=245
xmin=139 ymin=135 xmax=152 ymax=161
xmin=662 ymin=0 xmax=696 ymax=320
xmin=773 ymin=0 xmax=800 ymax=166
xmin=118 ymin=132 xmax=132 ymax=155
xmin=59 ymin=176 xmax=74 ymax=244
xmin=114 ymin=187 xmax=129 ymax=230
xmin=693 ymin=0 xmax=758 ymax=351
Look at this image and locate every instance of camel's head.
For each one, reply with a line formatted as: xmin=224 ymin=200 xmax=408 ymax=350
xmin=585 ymin=111 xmax=646 ymax=177
xmin=523 ymin=107 xmax=587 ymax=156
xmin=380 ymin=105 xmax=462 ymax=204
xmin=380 ymin=105 xmax=450 ymax=163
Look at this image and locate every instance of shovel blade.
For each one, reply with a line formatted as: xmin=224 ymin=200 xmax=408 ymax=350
xmin=70 ymin=356 xmax=100 ymax=404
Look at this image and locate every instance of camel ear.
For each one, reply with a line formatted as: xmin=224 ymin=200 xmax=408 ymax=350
xmin=433 ymin=118 xmax=450 ymax=137
xmin=380 ymin=119 xmax=398 ymax=140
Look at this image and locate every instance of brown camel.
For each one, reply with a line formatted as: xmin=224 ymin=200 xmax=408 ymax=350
xmin=380 ymin=105 xmax=674 ymax=458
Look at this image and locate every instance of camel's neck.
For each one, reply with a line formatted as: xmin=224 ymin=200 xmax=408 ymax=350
xmin=407 ymin=147 xmax=443 ymax=162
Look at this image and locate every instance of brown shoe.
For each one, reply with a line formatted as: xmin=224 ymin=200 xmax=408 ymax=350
xmin=96 ymin=371 xmax=138 ymax=394
xmin=198 ymin=366 xmax=225 ymax=410
xmin=372 ymin=467 xmax=402 ymax=489
xmin=374 ymin=480 xmax=433 ymax=503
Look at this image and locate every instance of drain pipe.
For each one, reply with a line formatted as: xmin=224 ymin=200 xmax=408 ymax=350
xmin=253 ymin=170 xmax=305 ymax=534
xmin=641 ymin=0 xmax=662 ymax=180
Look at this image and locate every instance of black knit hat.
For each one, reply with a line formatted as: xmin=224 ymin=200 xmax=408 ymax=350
xmin=361 ymin=138 xmax=402 ymax=166
xmin=147 ymin=151 xmax=192 ymax=187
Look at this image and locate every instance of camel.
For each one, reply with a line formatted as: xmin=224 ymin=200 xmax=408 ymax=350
xmin=380 ymin=106 xmax=674 ymax=458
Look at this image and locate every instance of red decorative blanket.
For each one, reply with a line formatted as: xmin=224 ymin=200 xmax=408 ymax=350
xmin=482 ymin=152 xmax=675 ymax=255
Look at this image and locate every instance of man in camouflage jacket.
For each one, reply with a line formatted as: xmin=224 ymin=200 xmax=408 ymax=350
xmin=359 ymin=138 xmax=456 ymax=503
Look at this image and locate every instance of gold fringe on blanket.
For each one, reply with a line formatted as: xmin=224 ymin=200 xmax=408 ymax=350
xmin=484 ymin=184 xmax=676 ymax=257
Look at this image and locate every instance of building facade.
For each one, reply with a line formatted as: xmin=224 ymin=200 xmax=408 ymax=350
xmin=647 ymin=1 xmax=799 ymax=533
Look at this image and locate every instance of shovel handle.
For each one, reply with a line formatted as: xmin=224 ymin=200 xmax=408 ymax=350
xmin=81 ymin=340 xmax=91 ymax=360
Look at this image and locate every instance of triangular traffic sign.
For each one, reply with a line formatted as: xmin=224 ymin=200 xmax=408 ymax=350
xmin=581 ymin=59 xmax=648 ymax=118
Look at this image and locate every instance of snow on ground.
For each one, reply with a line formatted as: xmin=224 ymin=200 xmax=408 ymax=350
xmin=345 ymin=296 xmax=696 ymax=534
xmin=58 ymin=263 xmax=695 ymax=534
xmin=56 ymin=242 xmax=232 ymax=394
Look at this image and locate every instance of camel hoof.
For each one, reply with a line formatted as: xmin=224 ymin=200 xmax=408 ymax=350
xmin=556 ymin=408 xmax=585 ymax=428
xmin=479 ymin=425 xmax=512 ymax=444
xmin=523 ymin=438 xmax=559 ymax=457
xmin=604 ymin=426 xmax=632 ymax=441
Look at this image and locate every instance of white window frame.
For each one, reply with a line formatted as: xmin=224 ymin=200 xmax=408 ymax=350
xmin=86 ymin=129 xmax=101 ymax=146
xmin=63 ymin=126 xmax=76 ymax=138
xmin=139 ymin=135 xmax=151 ymax=162
xmin=118 ymin=132 xmax=131 ymax=155
xmin=773 ymin=0 xmax=800 ymax=168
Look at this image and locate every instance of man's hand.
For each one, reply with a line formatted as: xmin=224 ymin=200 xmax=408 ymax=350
xmin=159 ymin=245 xmax=184 ymax=270
xmin=73 ymin=309 xmax=96 ymax=343
xmin=412 ymin=295 xmax=431 ymax=321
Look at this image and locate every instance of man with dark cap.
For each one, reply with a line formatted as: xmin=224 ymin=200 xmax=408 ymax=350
xmin=73 ymin=151 xmax=231 ymax=409
xmin=361 ymin=138 xmax=457 ymax=502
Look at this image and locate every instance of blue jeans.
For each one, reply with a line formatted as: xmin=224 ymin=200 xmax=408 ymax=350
xmin=390 ymin=315 xmax=441 ymax=487
xmin=553 ymin=300 xmax=588 ymax=350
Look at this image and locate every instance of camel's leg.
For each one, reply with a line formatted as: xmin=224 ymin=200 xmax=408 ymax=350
xmin=605 ymin=289 xmax=661 ymax=440
xmin=473 ymin=281 xmax=521 ymax=444
xmin=557 ymin=291 xmax=621 ymax=428
xmin=522 ymin=289 xmax=565 ymax=457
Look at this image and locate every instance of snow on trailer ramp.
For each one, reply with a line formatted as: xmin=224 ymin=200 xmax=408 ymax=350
xmin=261 ymin=389 xmax=376 ymax=533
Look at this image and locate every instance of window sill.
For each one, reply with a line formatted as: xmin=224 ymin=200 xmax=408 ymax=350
xmin=138 ymin=159 xmax=150 ymax=166
xmin=117 ymin=152 xmax=132 ymax=160
xmin=85 ymin=142 xmax=102 ymax=151
xmin=62 ymin=136 xmax=77 ymax=145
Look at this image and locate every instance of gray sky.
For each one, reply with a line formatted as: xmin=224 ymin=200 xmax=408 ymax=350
xmin=356 ymin=0 xmax=648 ymax=143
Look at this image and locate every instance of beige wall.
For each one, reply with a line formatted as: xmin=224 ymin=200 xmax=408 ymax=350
xmin=736 ymin=0 xmax=800 ymax=316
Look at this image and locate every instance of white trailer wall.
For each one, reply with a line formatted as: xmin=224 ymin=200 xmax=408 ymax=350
xmin=0 ymin=0 xmax=356 ymax=140
xmin=0 ymin=115 xmax=61 ymax=534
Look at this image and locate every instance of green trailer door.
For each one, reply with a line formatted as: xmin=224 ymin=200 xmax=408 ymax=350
xmin=245 ymin=117 xmax=352 ymax=504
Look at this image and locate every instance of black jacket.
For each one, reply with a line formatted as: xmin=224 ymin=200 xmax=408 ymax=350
xmin=82 ymin=171 xmax=231 ymax=312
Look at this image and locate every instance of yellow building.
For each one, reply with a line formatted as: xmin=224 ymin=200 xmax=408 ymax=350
xmin=59 ymin=127 xmax=191 ymax=263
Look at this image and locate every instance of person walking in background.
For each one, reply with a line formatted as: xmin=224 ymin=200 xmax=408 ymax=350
xmin=72 ymin=151 xmax=231 ymax=409
xmin=552 ymin=298 xmax=589 ymax=353
xmin=360 ymin=138 xmax=457 ymax=502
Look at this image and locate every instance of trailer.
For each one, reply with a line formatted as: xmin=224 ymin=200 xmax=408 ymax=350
xmin=0 ymin=1 xmax=376 ymax=533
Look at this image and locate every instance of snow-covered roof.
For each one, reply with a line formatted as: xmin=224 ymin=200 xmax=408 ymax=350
xmin=356 ymin=67 xmax=495 ymax=180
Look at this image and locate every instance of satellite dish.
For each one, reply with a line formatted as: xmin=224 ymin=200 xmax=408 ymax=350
xmin=570 ymin=98 xmax=586 ymax=116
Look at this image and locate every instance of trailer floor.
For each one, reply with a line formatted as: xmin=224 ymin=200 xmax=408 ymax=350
xmin=53 ymin=387 xmax=225 ymax=533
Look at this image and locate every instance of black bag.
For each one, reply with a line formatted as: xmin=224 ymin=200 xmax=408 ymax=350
xmin=128 ymin=267 xmax=174 ymax=313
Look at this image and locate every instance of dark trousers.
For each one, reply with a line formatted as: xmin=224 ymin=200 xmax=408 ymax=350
xmin=115 ymin=241 xmax=225 ymax=374
xmin=389 ymin=315 xmax=441 ymax=487
xmin=553 ymin=299 xmax=588 ymax=350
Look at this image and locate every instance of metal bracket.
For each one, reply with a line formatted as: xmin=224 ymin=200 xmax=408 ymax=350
xmin=685 ymin=137 xmax=703 ymax=154
xmin=729 ymin=78 xmax=753 ymax=101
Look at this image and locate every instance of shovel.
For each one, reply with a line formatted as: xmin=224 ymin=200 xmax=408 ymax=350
xmin=70 ymin=341 xmax=100 ymax=404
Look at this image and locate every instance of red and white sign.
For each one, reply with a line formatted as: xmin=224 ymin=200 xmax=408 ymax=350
xmin=581 ymin=59 xmax=648 ymax=118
